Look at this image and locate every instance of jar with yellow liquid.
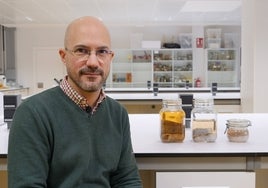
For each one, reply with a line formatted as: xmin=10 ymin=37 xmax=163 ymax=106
xmin=191 ymin=98 xmax=217 ymax=142
xmin=160 ymin=98 xmax=185 ymax=142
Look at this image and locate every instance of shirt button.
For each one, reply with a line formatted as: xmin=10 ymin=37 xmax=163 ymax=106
xmin=81 ymin=100 xmax=87 ymax=105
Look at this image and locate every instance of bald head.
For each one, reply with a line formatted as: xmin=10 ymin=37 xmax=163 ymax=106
xmin=64 ymin=16 xmax=111 ymax=49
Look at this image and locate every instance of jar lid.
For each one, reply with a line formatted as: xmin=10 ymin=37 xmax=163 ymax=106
xmin=194 ymin=97 xmax=214 ymax=107
xmin=162 ymin=98 xmax=182 ymax=102
xmin=224 ymin=119 xmax=251 ymax=134
xmin=226 ymin=119 xmax=251 ymax=127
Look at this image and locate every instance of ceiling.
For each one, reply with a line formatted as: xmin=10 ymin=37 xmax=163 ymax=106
xmin=0 ymin=0 xmax=241 ymax=27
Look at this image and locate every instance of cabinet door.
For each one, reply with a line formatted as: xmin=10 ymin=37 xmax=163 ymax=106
xmin=153 ymin=49 xmax=193 ymax=88
xmin=0 ymin=26 xmax=4 ymax=75
xmin=0 ymin=26 xmax=16 ymax=81
xmin=173 ymin=49 xmax=193 ymax=87
xmin=4 ymin=27 xmax=16 ymax=82
xmin=156 ymin=172 xmax=255 ymax=188
xmin=131 ymin=50 xmax=152 ymax=88
xmin=206 ymin=48 xmax=240 ymax=87
xmin=110 ymin=49 xmax=152 ymax=88
xmin=110 ymin=49 xmax=132 ymax=88
xmin=153 ymin=49 xmax=173 ymax=87
xmin=0 ymin=170 xmax=7 ymax=188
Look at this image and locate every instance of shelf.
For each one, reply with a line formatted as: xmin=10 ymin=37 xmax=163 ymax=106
xmin=108 ymin=48 xmax=239 ymax=89
xmin=206 ymin=48 xmax=240 ymax=87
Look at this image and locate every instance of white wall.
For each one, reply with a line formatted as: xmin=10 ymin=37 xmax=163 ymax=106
xmin=16 ymin=26 xmax=65 ymax=94
xmin=15 ymin=25 xmax=192 ymax=94
xmin=253 ymin=0 xmax=268 ymax=112
xmin=15 ymin=24 xmax=241 ymax=95
xmin=241 ymin=0 xmax=268 ymax=112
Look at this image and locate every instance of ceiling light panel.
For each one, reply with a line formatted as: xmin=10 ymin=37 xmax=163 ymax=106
xmin=127 ymin=0 xmax=158 ymax=23
xmin=181 ymin=0 xmax=241 ymax=12
xmin=154 ymin=0 xmax=186 ymax=21
xmin=95 ymin=0 xmax=128 ymax=23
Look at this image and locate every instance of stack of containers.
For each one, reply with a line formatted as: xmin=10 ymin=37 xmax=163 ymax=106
xmin=206 ymin=28 xmax=222 ymax=49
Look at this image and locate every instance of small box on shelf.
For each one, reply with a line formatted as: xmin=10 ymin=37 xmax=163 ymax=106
xmin=207 ymin=38 xmax=221 ymax=49
xmin=179 ymin=33 xmax=192 ymax=48
xmin=206 ymin=28 xmax=222 ymax=38
xmin=112 ymin=73 xmax=132 ymax=83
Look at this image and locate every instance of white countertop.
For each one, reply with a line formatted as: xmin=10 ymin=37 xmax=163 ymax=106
xmin=0 ymin=123 xmax=9 ymax=156
xmin=0 ymin=87 xmax=28 ymax=91
xmin=129 ymin=113 xmax=268 ymax=156
xmin=104 ymin=87 xmax=240 ymax=92
xmin=2 ymin=113 xmax=267 ymax=157
xmin=107 ymin=92 xmax=240 ymax=100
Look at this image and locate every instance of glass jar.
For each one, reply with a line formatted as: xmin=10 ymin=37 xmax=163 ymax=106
xmin=160 ymin=98 xmax=185 ymax=142
xmin=191 ymin=98 xmax=217 ymax=142
xmin=225 ymin=119 xmax=251 ymax=142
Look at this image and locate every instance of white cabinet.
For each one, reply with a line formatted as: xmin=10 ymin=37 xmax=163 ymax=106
xmin=153 ymin=49 xmax=173 ymax=87
xmin=131 ymin=50 xmax=152 ymax=87
xmin=108 ymin=49 xmax=152 ymax=88
xmin=0 ymin=25 xmax=16 ymax=81
xmin=153 ymin=49 xmax=193 ymax=88
xmin=205 ymin=48 xmax=240 ymax=87
xmin=108 ymin=49 xmax=193 ymax=88
xmin=0 ymin=88 xmax=29 ymax=97
xmin=156 ymin=172 xmax=255 ymax=188
xmin=173 ymin=49 xmax=193 ymax=87
xmin=108 ymin=48 xmax=240 ymax=89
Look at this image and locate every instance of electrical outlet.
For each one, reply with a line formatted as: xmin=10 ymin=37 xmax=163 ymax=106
xmin=37 ymin=82 xmax=44 ymax=88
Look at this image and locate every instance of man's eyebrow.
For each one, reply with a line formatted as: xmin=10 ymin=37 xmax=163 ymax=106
xmin=96 ymin=46 xmax=110 ymax=50
xmin=72 ymin=44 xmax=88 ymax=49
xmin=73 ymin=45 xmax=110 ymax=50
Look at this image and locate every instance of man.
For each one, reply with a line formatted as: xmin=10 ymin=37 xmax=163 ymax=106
xmin=8 ymin=16 xmax=142 ymax=188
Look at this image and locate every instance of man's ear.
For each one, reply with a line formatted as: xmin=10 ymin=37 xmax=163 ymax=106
xmin=59 ymin=48 xmax=67 ymax=65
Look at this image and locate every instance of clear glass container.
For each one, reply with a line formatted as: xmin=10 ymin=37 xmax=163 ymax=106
xmin=160 ymin=98 xmax=185 ymax=142
xmin=225 ymin=119 xmax=251 ymax=142
xmin=191 ymin=98 xmax=217 ymax=142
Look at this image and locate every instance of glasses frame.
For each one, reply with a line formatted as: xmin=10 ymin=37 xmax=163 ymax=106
xmin=65 ymin=47 xmax=114 ymax=63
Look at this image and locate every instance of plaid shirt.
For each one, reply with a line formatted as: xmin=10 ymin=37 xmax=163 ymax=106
xmin=60 ymin=77 xmax=106 ymax=115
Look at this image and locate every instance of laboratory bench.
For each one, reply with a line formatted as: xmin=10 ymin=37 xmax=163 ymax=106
xmin=1 ymin=113 xmax=268 ymax=188
xmin=106 ymin=89 xmax=241 ymax=114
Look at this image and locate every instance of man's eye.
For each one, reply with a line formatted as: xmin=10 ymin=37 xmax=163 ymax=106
xmin=74 ymin=48 xmax=89 ymax=55
xmin=97 ymin=49 xmax=109 ymax=55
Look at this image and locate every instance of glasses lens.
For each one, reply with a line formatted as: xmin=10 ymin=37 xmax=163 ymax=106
xmin=69 ymin=48 xmax=112 ymax=62
xmin=96 ymin=50 xmax=112 ymax=62
xmin=73 ymin=48 xmax=87 ymax=56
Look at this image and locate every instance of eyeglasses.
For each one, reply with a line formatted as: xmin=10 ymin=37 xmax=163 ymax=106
xmin=65 ymin=47 xmax=113 ymax=63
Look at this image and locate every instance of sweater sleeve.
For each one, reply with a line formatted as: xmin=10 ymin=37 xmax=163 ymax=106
xmin=109 ymin=109 xmax=143 ymax=188
xmin=8 ymin=101 xmax=51 ymax=188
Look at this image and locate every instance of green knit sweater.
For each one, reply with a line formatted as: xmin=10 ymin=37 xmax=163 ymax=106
xmin=8 ymin=86 xmax=142 ymax=188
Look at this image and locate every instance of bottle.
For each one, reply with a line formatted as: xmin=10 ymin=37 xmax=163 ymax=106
xmin=160 ymin=98 xmax=185 ymax=142
xmin=195 ymin=77 xmax=201 ymax=87
xmin=0 ymin=75 xmax=6 ymax=88
xmin=225 ymin=119 xmax=251 ymax=142
xmin=191 ymin=98 xmax=217 ymax=142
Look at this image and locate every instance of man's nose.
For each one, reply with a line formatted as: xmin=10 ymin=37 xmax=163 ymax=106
xmin=85 ymin=52 xmax=100 ymax=66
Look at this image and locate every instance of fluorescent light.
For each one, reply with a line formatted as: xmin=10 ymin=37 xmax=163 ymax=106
xmin=25 ymin=17 xmax=33 ymax=21
xmin=181 ymin=0 xmax=241 ymax=12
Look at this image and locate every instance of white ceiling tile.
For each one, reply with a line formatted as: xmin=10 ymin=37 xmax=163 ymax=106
xmin=0 ymin=0 xmax=241 ymax=26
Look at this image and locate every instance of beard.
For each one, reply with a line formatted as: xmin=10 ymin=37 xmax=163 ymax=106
xmin=68 ymin=66 xmax=108 ymax=92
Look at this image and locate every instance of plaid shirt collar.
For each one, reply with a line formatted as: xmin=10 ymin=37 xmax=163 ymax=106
xmin=60 ymin=76 xmax=106 ymax=114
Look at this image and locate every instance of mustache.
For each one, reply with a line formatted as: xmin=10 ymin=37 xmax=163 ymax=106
xmin=79 ymin=67 xmax=103 ymax=75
